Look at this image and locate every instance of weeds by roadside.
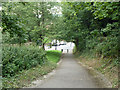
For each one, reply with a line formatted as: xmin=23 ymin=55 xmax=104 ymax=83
xmin=2 ymin=62 xmax=56 ymax=88
xmin=74 ymin=52 xmax=118 ymax=88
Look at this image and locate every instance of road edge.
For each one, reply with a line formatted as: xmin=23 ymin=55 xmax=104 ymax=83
xmin=24 ymin=54 xmax=64 ymax=88
xmin=76 ymin=59 xmax=112 ymax=88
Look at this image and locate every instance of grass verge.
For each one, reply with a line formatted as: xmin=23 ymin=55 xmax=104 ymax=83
xmin=2 ymin=50 xmax=62 ymax=88
xmin=46 ymin=50 xmax=62 ymax=63
xmin=74 ymin=52 xmax=118 ymax=88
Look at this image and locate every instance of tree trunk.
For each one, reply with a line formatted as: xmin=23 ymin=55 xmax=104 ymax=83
xmin=41 ymin=2 xmax=45 ymax=50
xmin=42 ymin=43 xmax=45 ymax=50
xmin=74 ymin=38 xmax=79 ymax=52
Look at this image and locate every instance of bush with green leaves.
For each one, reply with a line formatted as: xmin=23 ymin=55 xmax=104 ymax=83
xmin=2 ymin=45 xmax=47 ymax=78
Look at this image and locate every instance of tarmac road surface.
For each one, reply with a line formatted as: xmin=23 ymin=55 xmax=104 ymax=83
xmin=29 ymin=53 xmax=103 ymax=88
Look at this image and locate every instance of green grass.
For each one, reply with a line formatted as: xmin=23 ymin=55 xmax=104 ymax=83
xmin=46 ymin=50 xmax=62 ymax=63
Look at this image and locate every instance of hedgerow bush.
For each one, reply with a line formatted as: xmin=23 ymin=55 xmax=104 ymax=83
xmin=95 ymin=36 xmax=118 ymax=58
xmin=2 ymin=45 xmax=47 ymax=78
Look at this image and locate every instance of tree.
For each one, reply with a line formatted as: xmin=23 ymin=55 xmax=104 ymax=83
xmin=57 ymin=2 xmax=119 ymax=58
xmin=2 ymin=3 xmax=27 ymax=44
xmin=2 ymin=2 xmax=59 ymax=48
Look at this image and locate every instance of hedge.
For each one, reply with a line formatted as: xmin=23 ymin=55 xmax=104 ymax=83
xmin=2 ymin=45 xmax=47 ymax=77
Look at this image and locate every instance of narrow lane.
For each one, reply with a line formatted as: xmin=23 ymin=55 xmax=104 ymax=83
xmin=30 ymin=53 xmax=102 ymax=88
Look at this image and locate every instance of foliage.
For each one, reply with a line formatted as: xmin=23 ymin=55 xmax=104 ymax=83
xmin=1 ymin=2 xmax=119 ymax=88
xmin=2 ymin=45 xmax=47 ymax=78
xmin=2 ymin=2 xmax=59 ymax=47
xmin=2 ymin=3 xmax=28 ymax=44
xmin=57 ymin=2 xmax=119 ymax=61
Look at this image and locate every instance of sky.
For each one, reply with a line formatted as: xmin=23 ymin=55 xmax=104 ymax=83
xmin=0 ymin=6 xmax=2 ymax=11
xmin=0 ymin=5 xmax=1 ymax=30
xmin=50 ymin=6 xmax=62 ymax=15
xmin=56 ymin=0 xmax=61 ymax=2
